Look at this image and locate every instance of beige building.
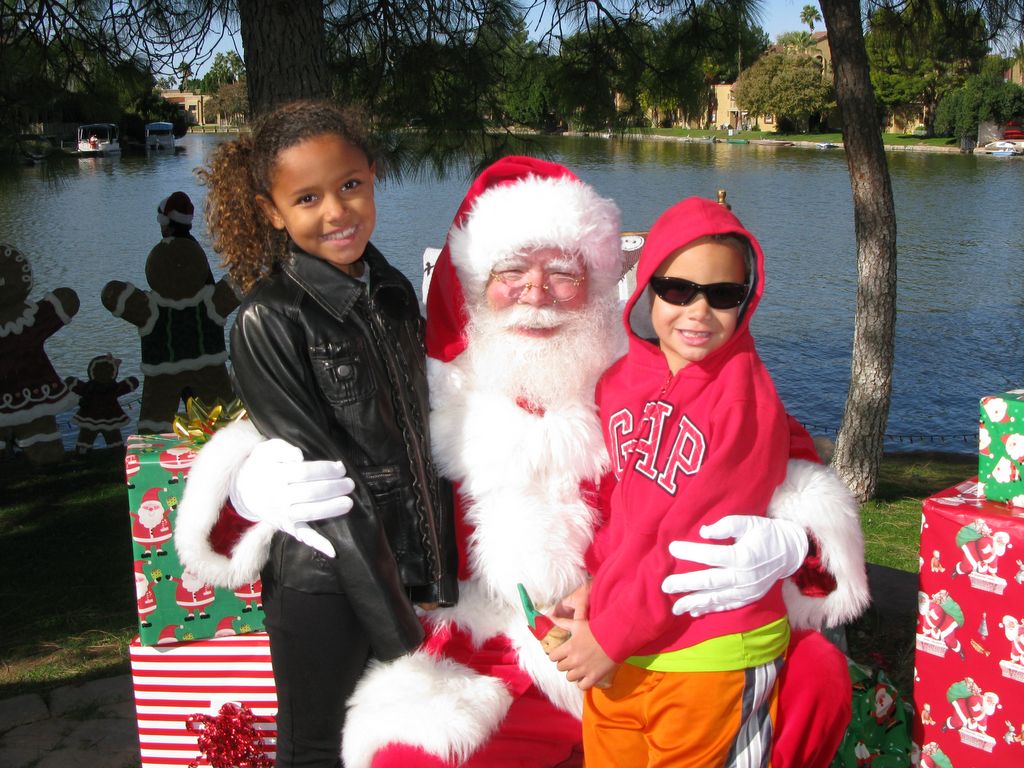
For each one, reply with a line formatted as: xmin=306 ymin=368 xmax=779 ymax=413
xmin=707 ymin=31 xmax=835 ymax=133
xmin=159 ymin=90 xmax=209 ymax=125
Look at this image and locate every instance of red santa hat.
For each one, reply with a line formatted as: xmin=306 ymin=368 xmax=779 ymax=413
xmin=156 ymin=625 xmax=180 ymax=644
xmin=142 ymin=488 xmax=162 ymax=506
xmin=214 ymin=616 xmax=238 ymax=637
xmin=134 ymin=560 xmax=146 ymax=576
xmin=425 ymin=156 xmax=622 ymax=363
xmin=157 ymin=191 xmax=195 ymax=227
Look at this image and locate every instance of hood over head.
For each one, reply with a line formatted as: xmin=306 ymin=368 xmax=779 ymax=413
xmin=625 ymin=196 xmax=765 ymax=363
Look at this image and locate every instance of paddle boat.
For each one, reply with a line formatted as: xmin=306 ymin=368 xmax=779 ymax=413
xmin=144 ymin=122 xmax=175 ymax=151
xmin=76 ymin=123 xmax=121 ymax=156
xmin=979 ymin=140 xmax=1023 ymax=156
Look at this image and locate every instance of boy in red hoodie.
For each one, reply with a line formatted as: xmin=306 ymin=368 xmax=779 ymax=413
xmin=551 ymin=197 xmax=819 ymax=767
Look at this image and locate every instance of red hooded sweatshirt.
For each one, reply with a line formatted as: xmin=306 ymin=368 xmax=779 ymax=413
xmin=587 ymin=197 xmax=799 ymax=663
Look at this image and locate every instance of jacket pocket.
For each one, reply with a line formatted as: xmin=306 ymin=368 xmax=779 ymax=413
xmin=310 ymin=341 xmax=377 ymax=407
xmin=361 ymin=464 xmax=417 ymax=561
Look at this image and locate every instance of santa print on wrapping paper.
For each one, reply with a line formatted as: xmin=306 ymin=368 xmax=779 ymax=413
xmin=158 ymin=442 xmax=197 ymax=483
xmin=234 ymin=580 xmax=263 ymax=613
xmin=0 ymin=244 xmax=79 ymax=464
xmin=998 ymin=614 xmax=1024 ymax=683
xmin=167 ymin=568 xmax=217 ymax=621
xmin=943 ymin=677 xmax=1001 ymax=752
xmin=917 ymin=589 xmax=966 ymax=660
xmin=100 ymin=192 xmax=239 ymax=434
xmin=131 ymin=487 xmax=173 ymax=558
xmin=134 ymin=560 xmax=158 ymax=627
xmin=919 ymin=741 xmax=954 ymax=768
xmin=951 ymin=518 xmax=1012 ymax=593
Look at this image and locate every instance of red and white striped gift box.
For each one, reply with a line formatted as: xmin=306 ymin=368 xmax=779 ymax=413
xmin=129 ymin=632 xmax=278 ymax=767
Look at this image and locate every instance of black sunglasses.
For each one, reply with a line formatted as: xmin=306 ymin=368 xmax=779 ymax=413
xmin=648 ymin=276 xmax=749 ymax=309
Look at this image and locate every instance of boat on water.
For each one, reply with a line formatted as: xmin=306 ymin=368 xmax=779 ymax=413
xmin=816 ymin=142 xmax=840 ymax=150
xmin=726 ymin=138 xmax=749 ymax=145
xmin=979 ymin=140 xmax=1023 ymax=156
xmin=144 ymin=122 xmax=175 ymax=151
xmin=76 ymin=123 xmax=121 ymax=156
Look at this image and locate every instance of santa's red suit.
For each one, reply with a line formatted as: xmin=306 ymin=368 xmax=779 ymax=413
xmin=918 ymin=594 xmax=963 ymax=656
xmin=175 ymin=158 xmax=869 ymax=768
xmin=132 ymin=488 xmax=172 ymax=556
xmin=171 ymin=571 xmax=216 ymax=618
xmin=946 ymin=692 xmax=997 ymax=733
xmin=955 ymin=528 xmax=1009 ymax=577
xmin=135 ymin=561 xmax=157 ymax=625
xmin=341 ymin=159 xmax=869 ymax=768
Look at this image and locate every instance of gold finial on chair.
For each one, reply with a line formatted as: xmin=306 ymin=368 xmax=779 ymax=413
xmin=717 ymin=189 xmax=731 ymax=210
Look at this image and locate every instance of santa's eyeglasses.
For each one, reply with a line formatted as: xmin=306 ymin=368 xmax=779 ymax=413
xmin=648 ymin=276 xmax=749 ymax=310
xmin=489 ymin=269 xmax=585 ymax=304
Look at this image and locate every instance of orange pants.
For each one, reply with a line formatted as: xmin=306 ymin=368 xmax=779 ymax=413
xmin=582 ymin=659 xmax=782 ymax=768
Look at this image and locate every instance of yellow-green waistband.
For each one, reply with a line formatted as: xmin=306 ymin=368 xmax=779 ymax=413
xmin=626 ymin=617 xmax=790 ymax=672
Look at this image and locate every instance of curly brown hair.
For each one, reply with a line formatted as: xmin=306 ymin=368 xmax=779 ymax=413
xmin=198 ymin=100 xmax=375 ymax=293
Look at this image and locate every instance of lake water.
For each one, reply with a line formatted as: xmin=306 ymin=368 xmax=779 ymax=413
xmin=1 ymin=133 xmax=1021 ymax=453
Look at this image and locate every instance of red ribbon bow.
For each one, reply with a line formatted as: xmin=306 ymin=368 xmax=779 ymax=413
xmin=185 ymin=702 xmax=274 ymax=768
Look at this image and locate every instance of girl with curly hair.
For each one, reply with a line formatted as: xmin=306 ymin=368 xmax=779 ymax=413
xmin=181 ymin=100 xmax=458 ymax=767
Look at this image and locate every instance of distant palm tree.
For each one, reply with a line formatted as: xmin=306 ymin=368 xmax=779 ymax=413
xmin=1013 ymin=39 xmax=1024 ymax=68
xmin=801 ymin=4 xmax=823 ymax=31
xmin=177 ymin=61 xmax=193 ymax=92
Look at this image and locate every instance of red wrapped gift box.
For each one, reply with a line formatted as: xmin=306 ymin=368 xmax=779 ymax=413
xmin=913 ymin=478 xmax=1024 ymax=764
xmin=130 ymin=632 xmax=277 ymax=767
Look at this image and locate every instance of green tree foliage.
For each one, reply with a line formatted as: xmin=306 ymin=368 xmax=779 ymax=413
xmin=206 ymin=79 xmax=250 ymax=124
xmin=865 ymin=2 xmax=989 ymax=134
xmin=801 ymin=4 xmax=823 ymax=32
xmin=197 ymin=52 xmax=246 ymax=94
xmin=934 ymin=55 xmax=1024 ymax=138
xmin=776 ymin=30 xmax=816 ymax=50
xmin=734 ymin=50 xmax=834 ymax=130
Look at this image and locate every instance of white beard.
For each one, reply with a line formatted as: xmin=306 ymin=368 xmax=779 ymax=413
xmin=427 ymin=291 xmax=625 ymax=610
xmin=459 ymin=294 xmax=623 ymax=410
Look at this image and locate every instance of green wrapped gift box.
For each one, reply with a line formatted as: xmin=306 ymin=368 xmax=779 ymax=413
xmin=125 ymin=432 xmax=265 ymax=645
xmin=979 ymin=390 xmax=1024 ymax=505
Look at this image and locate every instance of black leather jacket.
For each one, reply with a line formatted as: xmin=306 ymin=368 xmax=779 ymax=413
xmin=230 ymin=243 xmax=458 ymax=661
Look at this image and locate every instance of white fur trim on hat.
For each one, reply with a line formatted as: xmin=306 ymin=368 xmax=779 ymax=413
xmin=175 ymin=419 xmax=277 ymax=588
xmin=447 ymin=175 xmax=622 ymax=297
xmin=768 ymin=459 xmax=871 ymax=630
xmin=157 ymin=191 xmax=195 ymax=227
xmin=342 ymin=651 xmax=512 ymax=768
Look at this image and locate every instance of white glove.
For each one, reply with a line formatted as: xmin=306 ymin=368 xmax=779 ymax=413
xmin=660 ymin=516 xmax=809 ymax=617
xmin=230 ymin=439 xmax=355 ymax=558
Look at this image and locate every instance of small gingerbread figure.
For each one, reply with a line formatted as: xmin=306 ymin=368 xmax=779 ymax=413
xmin=66 ymin=353 xmax=139 ymax=452
xmin=101 ymin=192 xmax=239 ymax=433
xmin=0 ymin=243 xmax=79 ymax=464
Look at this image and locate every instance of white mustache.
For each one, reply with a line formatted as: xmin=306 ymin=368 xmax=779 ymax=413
xmin=499 ymin=305 xmax=565 ymax=330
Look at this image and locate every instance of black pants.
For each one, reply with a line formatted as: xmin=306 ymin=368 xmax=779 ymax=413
xmin=263 ymin=582 xmax=371 ymax=768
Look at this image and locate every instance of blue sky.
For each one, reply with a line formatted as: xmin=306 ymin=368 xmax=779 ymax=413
xmin=199 ymin=0 xmax=816 ymax=75
xmin=760 ymin=0 xmax=819 ymax=38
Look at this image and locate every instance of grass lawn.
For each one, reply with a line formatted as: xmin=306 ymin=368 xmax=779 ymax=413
xmin=0 ymin=447 xmax=977 ymax=699
xmin=634 ymin=126 xmax=960 ymax=149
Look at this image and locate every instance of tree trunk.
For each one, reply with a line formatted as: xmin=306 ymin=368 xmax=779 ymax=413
xmin=819 ymin=0 xmax=898 ymax=502
xmin=238 ymin=0 xmax=329 ymax=116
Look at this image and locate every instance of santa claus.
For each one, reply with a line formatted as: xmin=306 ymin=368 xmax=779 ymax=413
xmin=944 ymin=678 xmax=999 ymax=733
xmin=131 ymin=487 xmax=172 ymax=558
xmin=954 ymin=519 xmax=1011 ymax=577
xmin=170 ymin=568 xmax=216 ymax=621
xmin=134 ymin=559 xmax=157 ymax=627
xmin=175 ymin=157 xmax=868 ymax=768
xmin=917 ymin=589 xmax=965 ymax=659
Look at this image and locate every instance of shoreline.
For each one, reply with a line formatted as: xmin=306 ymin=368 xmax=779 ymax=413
xmin=566 ymin=129 xmax=965 ymax=154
